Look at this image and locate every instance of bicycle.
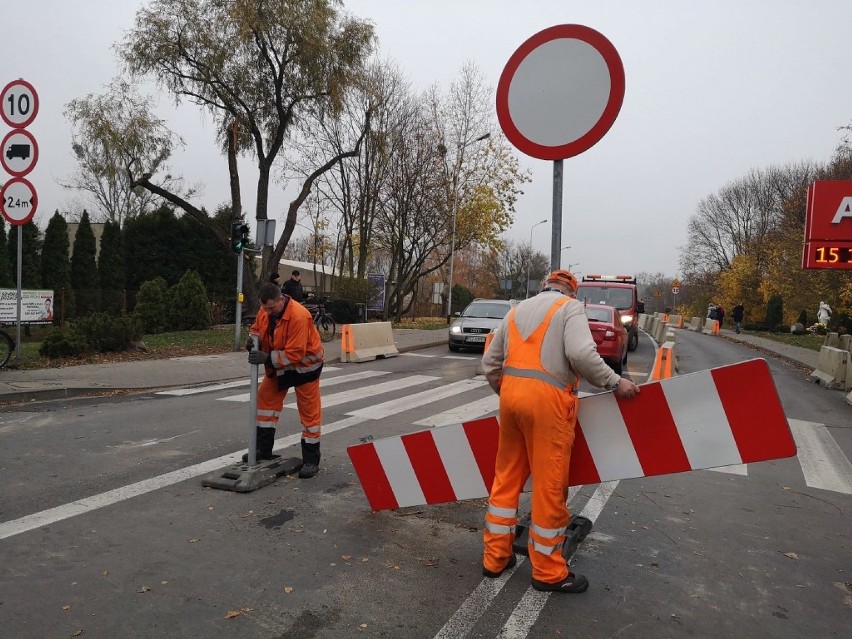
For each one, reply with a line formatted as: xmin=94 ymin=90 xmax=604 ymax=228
xmin=0 ymin=326 xmax=14 ymax=368
xmin=305 ymin=298 xmax=336 ymax=343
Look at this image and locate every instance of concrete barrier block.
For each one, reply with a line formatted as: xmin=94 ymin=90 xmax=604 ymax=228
xmin=810 ymin=345 xmax=848 ymax=390
xmin=344 ymin=322 xmax=399 ymax=363
xmin=702 ymin=318 xmax=720 ymax=335
xmin=651 ymin=340 xmax=677 ymax=380
xmin=668 ymin=314 xmax=684 ymax=328
xmin=665 ymin=330 xmax=676 ymax=344
xmin=839 ymin=334 xmax=852 ymax=352
xmin=690 ymin=317 xmax=702 ymax=331
xmin=654 ymin=321 xmax=669 ymax=343
xmin=824 ymin=332 xmax=840 ymax=348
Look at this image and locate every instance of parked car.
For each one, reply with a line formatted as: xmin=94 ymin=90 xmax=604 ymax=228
xmin=448 ymin=299 xmax=514 ymax=352
xmin=583 ymin=303 xmax=628 ymax=375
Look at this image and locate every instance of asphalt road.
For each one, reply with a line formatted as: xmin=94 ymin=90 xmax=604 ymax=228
xmin=0 ymin=331 xmax=849 ymax=638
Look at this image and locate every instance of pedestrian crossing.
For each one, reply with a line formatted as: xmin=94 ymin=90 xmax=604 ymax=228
xmin=175 ymin=366 xmax=852 ymax=498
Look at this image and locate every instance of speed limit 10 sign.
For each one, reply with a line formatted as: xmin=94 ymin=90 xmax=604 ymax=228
xmin=1 ymin=79 xmax=39 ymax=129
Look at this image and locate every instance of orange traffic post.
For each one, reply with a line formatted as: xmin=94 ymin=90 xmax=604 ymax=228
xmin=713 ymin=320 xmax=720 ymax=335
xmin=340 ymin=324 xmax=353 ymax=357
xmin=651 ymin=344 xmax=674 ymax=381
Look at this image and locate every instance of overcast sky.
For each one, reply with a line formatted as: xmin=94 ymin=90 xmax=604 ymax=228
xmin=3 ymin=1 xmax=851 ymax=278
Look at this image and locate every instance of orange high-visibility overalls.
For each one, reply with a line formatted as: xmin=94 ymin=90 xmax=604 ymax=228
xmin=251 ymin=300 xmax=323 ymax=444
xmin=482 ymin=296 xmax=579 ymax=584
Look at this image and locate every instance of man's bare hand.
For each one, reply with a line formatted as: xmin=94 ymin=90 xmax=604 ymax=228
xmin=614 ymin=378 xmax=640 ymax=399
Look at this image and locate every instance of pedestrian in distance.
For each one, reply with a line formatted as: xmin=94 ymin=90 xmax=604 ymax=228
xmin=282 ymin=269 xmax=304 ymax=302
xmin=716 ymin=304 xmax=725 ymax=328
xmin=245 ymin=283 xmax=324 ymax=478
xmin=732 ymin=303 xmax=745 ymax=334
xmin=480 ymin=269 xmax=641 ymax=594
xmin=270 ymin=272 xmax=283 ymax=289
xmin=707 ymin=302 xmax=716 ymax=320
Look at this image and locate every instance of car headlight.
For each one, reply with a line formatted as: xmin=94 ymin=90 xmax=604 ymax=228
xmin=621 ymin=314 xmax=633 ymax=325
xmin=450 ymin=326 xmax=462 ymax=334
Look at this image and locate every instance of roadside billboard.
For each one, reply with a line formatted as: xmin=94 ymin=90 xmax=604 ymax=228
xmin=0 ymin=289 xmax=54 ymax=324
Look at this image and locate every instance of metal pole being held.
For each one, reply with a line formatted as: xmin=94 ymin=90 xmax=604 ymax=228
xmin=246 ymin=334 xmax=259 ymax=466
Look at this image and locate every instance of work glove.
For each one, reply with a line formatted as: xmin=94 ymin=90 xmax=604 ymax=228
xmin=248 ymin=350 xmax=271 ymax=366
xmin=245 ymin=335 xmax=258 ymax=352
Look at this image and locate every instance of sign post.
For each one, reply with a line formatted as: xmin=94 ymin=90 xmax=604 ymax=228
xmin=671 ymin=279 xmax=681 ymax=311
xmin=1 ymin=78 xmax=40 ymax=362
xmin=497 ymin=25 xmax=625 ymax=270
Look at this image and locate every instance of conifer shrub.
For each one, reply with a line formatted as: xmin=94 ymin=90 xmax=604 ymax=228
xmin=38 ymin=328 xmax=89 ymax=358
xmin=135 ymin=277 xmax=169 ymax=334
xmin=72 ymin=312 xmax=144 ymax=352
xmin=765 ymin=294 xmax=784 ymax=331
xmin=166 ymin=270 xmax=211 ymax=330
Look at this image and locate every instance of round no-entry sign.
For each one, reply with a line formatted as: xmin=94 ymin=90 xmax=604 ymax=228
xmin=1 ymin=79 xmax=39 ymax=129
xmin=496 ymin=24 xmax=625 ymax=160
xmin=1 ymin=177 xmax=38 ymax=225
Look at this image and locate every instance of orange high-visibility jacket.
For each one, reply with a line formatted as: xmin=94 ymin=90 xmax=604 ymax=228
xmin=250 ymin=298 xmax=324 ymax=386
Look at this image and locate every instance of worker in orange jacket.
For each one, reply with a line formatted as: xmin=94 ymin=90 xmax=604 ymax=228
xmin=246 ymin=282 xmax=324 ymax=479
xmin=480 ymin=270 xmax=641 ymax=593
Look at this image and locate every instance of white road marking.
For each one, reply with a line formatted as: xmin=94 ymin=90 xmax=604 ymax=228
xmin=217 ymin=370 xmax=394 ymax=402
xmin=413 ymin=395 xmax=499 ymax=428
xmin=496 ymin=481 xmax=619 ymax=639
xmin=401 ymin=352 xmax=437 ymax=358
xmin=348 ymin=379 xmax=487 ymax=419
xmin=0 ymin=376 xmax=450 ymax=540
xmin=789 ymin=418 xmax=852 ymax=494
xmin=709 ymin=464 xmax=749 ymax=476
xmin=434 ymin=483 xmax=613 ymax=639
xmin=159 ymin=367 xmax=347 ymax=397
xmin=306 ymin=375 xmax=438 ymax=409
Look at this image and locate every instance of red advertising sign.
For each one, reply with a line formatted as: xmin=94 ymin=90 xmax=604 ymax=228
xmin=802 ymin=180 xmax=852 ymax=270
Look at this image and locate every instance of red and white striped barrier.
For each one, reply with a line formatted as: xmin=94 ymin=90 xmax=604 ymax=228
xmin=347 ymin=359 xmax=795 ymax=511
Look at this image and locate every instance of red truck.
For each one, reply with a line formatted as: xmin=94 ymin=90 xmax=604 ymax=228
xmin=576 ymin=275 xmax=640 ymax=351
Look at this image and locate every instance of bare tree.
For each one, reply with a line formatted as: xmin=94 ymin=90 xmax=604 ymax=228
xmin=116 ymin=0 xmax=375 ymax=305
xmin=62 ymin=80 xmax=186 ymax=225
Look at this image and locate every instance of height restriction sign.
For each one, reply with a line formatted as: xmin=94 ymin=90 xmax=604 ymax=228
xmin=1 ymin=177 xmax=38 ymax=225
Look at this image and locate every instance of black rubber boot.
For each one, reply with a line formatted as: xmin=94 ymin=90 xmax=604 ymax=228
xmin=241 ymin=427 xmax=277 ymax=463
xmin=298 ymin=439 xmax=320 ymax=478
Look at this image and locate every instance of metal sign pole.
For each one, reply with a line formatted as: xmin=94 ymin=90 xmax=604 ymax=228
xmin=247 ymin=334 xmax=259 ymax=466
xmin=233 ymin=249 xmax=244 ymax=352
xmin=551 ymin=160 xmax=563 ymax=271
xmin=15 ymin=225 xmax=22 ymax=359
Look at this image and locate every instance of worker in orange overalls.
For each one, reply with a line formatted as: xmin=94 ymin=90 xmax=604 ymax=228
xmin=480 ymin=270 xmax=641 ymax=593
xmin=246 ymin=282 xmax=324 ymax=479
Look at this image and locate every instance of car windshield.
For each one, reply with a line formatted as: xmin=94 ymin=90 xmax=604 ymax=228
xmin=577 ymin=286 xmax=633 ymax=310
xmin=584 ymin=307 xmax=613 ymax=323
xmin=461 ymin=302 xmax=510 ymax=319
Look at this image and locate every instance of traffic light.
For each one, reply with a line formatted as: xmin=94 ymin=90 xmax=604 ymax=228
xmin=231 ymin=220 xmax=250 ymax=253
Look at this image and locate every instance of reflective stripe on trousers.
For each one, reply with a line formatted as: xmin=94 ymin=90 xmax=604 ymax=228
xmin=256 ymin=375 xmax=322 ymax=441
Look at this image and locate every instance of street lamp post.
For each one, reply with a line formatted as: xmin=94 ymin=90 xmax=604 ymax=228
xmin=447 ymin=132 xmax=490 ymax=321
xmin=525 ymin=218 xmax=548 ymax=299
